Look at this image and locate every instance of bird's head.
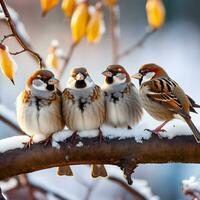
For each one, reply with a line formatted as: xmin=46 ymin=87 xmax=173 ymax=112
xmin=67 ymin=67 xmax=94 ymax=89
xmin=27 ymin=70 xmax=59 ymax=92
xmin=132 ymin=63 xmax=168 ymax=86
xmin=102 ymin=65 xmax=130 ymax=86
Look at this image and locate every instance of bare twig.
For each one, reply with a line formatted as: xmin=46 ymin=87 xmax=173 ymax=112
xmin=0 ymin=134 xmax=200 ymax=183
xmin=109 ymin=6 xmax=119 ymax=63
xmin=0 ymin=0 xmax=44 ymax=68
xmin=9 ymin=49 xmax=26 ymax=55
xmin=117 ymin=28 xmax=156 ymax=60
xmin=0 ymin=33 xmax=14 ymax=44
xmin=0 ymin=113 xmax=23 ymax=134
xmin=108 ymin=176 xmax=146 ymax=200
xmin=57 ymin=42 xmax=77 ymax=79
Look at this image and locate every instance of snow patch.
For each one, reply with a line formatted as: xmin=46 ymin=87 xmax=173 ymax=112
xmin=0 ymin=178 xmax=18 ymax=192
xmin=0 ymin=136 xmax=29 ymax=153
xmin=76 ymin=141 xmax=83 ymax=147
xmin=182 ymin=176 xmax=200 ymax=191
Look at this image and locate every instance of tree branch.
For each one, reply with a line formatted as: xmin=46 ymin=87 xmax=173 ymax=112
xmin=108 ymin=176 xmax=146 ymax=200
xmin=0 ymin=134 xmax=200 ymax=184
xmin=0 ymin=0 xmax=44 ymax=68
xmin=117 ymin=28 xmax=156 ymax=60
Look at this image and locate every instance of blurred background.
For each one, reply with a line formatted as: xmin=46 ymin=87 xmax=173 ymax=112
xmin=1 ymin=0 xmax=200 ymax=199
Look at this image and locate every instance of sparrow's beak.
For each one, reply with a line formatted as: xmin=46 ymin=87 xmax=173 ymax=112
xmin=76 ymin=73 xmax=85 ymax=81
xmin=102 ymin=70 xmax=113 ymax=77
xmin=131 ymin=72 xmax=143 ymax=86
xmin=131 ymin=73 xmax=142 ymax=80
xmin=48 ymin=77 xmax=59 ymax=85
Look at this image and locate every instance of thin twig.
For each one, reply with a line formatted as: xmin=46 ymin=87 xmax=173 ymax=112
xmin=0 ymin=33 xmax=14 ymax=44
xmin=108 ymin=176 xmax=146 ymax=200
xmin=57 ymin=42 xmax=77 ymax=79
xmin=10 ymin=49 xmax=26 ymax=55
xmin=117 ymin=28 xmax=156 ymax=60
xmin=0 ymin=114 xmax=23 ymax=134
xmin=109 ymin=6 xmax=119 ymax=64
xmin=0 ymin=0 xmax=44 ymax=68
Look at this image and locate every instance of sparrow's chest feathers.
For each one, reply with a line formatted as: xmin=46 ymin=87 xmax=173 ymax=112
xmin=105 ymin=84 xmax=142 ymax=127
xmin=17 ymin=91 xmax=63 ymax=136
xmin=140 ymin=82 xmax=174 ymax=121
xmin=62 ymin=86 xmax=105 ymax=131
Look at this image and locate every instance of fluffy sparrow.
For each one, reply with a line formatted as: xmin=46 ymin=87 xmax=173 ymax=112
xmin=16 ymin=70 xmax=65 ymax=147
xmin=132 ymin=63 xmax=200 ymax=142
xmin=62 ymin=67 xmax=107 ymax=178
xmin=102 ymin=65 xmax=143 ymax=129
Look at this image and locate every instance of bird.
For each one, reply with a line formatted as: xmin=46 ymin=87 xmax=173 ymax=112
xmin=62 ymin=67 xmax=107 ymax=178
xmin=16 ymin=69 xmax=65 ymax=147
xmin=132 ymin=63 xmax=200 ymax=143
xmin=102 ymin=65 xmax=143 ymax=129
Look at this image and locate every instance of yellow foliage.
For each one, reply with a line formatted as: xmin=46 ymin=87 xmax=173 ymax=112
xmin=0 ymin=44 xmax=17 ymax=84
xmin=104 ymin=0 xmax=117 ymax=7
xmin=61 ymin=0 xmax=76 ymax=17
xmin=46 ymin=48 xmax=59 ymax=70
xmin=86 ymin=8 xmax=103 ymax=43
xmin=40 ymin=0 xmax=59 ymax=16
xmin=146 ymin=0 xmax=166 ymax=29
xmin=71 ymin=2 xmax=89 ymax=43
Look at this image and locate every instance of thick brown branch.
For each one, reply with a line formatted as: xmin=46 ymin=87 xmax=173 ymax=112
xmin=0 ymin=0 xmax=44 ymax=68
xmin=0 ymin=134 xmax=200 ymax=183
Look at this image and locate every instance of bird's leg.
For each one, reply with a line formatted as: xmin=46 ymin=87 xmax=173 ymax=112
xmin=70 ymin=131 xmax=78 ymax=145
xmin=23 ymin=136 xmax=34 ymax=148
xmin=43 ymin=135 xmax=53 ymax=146
xmin=98 ymin=127 xmax=105 ymax=144
xmin=127 ymin=125 xmax=132 ymax=130
xmin=145 ymin=121 xmax=169 ymax=135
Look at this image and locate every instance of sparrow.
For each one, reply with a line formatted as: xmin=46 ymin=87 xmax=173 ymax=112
xmin=102 ymin=65 xmax=143 ymax=129
xmin=132 ymin=63 xmax=200 ymax=143
xmin=16 ymin=70 xmax=65 ymax=147
xmin=62 ymin=67 xmax=107 ymax=178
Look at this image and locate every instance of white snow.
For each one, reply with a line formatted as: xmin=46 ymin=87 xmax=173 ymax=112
xmin=182 ymin=176 xmax=200 ymax=191
xmin=0 ymin=135 xmax=29 ymax=153
xmin=0 ymin=178 xmax=18 ymax=192
xmin=76 ymin=141 xmax=83 ymax=147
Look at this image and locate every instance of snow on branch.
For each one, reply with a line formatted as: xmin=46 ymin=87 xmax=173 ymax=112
xmin=0 ymin=129 xmax=199 ymax=185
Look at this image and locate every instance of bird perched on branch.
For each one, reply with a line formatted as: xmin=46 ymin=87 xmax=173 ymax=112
xmin=102 ymin=65 xmax=143 ymax=129
xmin=62 ymin=67 xmax=107 ymax=178
xmin=16 ymin=70 xmax=65 ymax=147
xmin=132 ymin=63 xmax=200 ymax=143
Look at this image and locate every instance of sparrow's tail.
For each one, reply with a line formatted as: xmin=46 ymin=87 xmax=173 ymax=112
xmin=91 ymin=164 xmax=107 ymax=178
xmin=57 ymin=166 xmax=73 ymax=176
xmin=184 ymin=117 xmax=200 ymax=143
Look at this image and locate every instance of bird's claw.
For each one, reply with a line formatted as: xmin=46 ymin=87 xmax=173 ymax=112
xmin=144 ymin=128 xmax=166 ymax=139
xmin=23 ymin=137 xmax=33 ymax=148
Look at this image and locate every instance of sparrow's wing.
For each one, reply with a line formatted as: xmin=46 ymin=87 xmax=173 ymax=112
xmin=186 ymin=95 xmax=200 ymax=113
xmin=145 ymin=77 xmax=191 ymax=117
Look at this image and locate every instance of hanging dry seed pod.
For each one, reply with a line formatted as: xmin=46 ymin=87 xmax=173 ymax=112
xmin=61 ymin=0 xmax=76 ymax=17
xmin=70 ymin=2 xmax=89 ymax=43
xmin=146 ymin=0 xmax=166 ymax=30
xmin=46 ymin=40 xmax=59 ymax=70
xmin=104 ymin=0 xmax=117 ymax=7
xmin=86 ymin=4 xmax=104 ymax=43
xmin=0 ymin=44 xmax=17 ymax=84
xmin=40 ymin=0 xmax=59 ymax=16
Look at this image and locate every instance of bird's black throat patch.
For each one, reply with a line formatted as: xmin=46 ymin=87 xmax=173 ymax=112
xmin=105 ymin=77 xmax=113 ymax=84
xmin=75 ymin=80 xmax=86 ymax=88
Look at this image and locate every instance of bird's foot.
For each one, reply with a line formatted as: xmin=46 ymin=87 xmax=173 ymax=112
xmin=98 ymin=127 xmax=105 ymax=144
xmin=23 ymin=137 xmax=33 ymax=148
xmin=144 ymin=128 xmax=166 ymax=139
xmin=70 ymin=131 xmax=78 ymax=146
xmin=127 ymin=125 xmax=132 ymax=130
xmin=43 ymin=135 xmax=52 ymax=146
